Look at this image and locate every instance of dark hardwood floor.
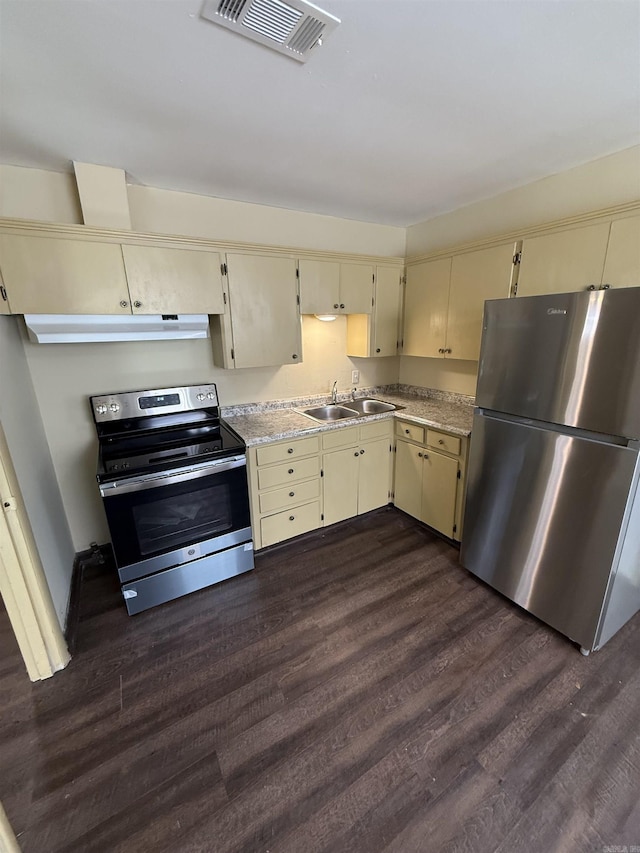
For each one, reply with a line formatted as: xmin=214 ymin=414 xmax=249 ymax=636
xmin=2 ymin=507 xmax=640 ymax=852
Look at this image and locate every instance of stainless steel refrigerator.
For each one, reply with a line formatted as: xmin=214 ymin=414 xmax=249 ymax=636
xmin=460 ymin=287 xmax=640 ymax=653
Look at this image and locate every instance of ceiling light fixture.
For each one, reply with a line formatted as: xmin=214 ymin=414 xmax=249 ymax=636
xmin=200 ymin=0 xmax=340 ymax=62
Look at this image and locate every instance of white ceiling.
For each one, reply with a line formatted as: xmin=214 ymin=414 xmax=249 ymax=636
xmin=1 ymin=0 xmax=639 ymax=227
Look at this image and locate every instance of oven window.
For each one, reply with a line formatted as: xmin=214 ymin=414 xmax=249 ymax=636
xmin=133 ymin=483 xmax=232 ymax=555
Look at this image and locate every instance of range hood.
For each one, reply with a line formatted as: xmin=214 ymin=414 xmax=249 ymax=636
xmin=24 ymin=314 xmax=211 ymax=344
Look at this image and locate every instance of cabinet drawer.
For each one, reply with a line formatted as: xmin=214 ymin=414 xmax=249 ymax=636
xmin=260 ymin=501 xmax=321 ymax=548
xmin=257 ymin=455 xmax=320 ymax=490
xmin=359 ymin=419 xmax=392 ymax=441
xmin=256 ymin=435 xmax=320 ymax=466
xmin=427 ymin=429 xmax=461 ymax=456
xmin=322 ymin=426 xmax=359 ymax=450
xmin=395 ymin=421 xmax=425 ymax=443
xmin=258 ymin=478 xmax=321 ymax=514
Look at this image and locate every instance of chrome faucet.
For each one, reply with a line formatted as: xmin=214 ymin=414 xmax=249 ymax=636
xmin=331 ymin=380 xmax=338 ymax=405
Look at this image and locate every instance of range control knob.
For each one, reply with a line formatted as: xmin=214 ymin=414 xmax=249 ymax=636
xmin=197 ymin=393 xmax=206 ymax=401
xmin=95 ymin=404 xmax=107 ymax=415
xmin=207 ymin=392 xmax=215 ymax=399
xmin=109 ymin=403 xmax=120 ymax=413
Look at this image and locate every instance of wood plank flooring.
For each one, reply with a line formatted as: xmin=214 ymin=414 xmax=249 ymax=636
xmin=2 ymin=507 xmax=640 ymax=852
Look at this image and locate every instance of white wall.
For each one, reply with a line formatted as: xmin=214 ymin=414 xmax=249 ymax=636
xmin=22 ymin=317 xmax=399 ymax=549
xmin=0 ymin=316 xmax=75 ymax=628
xmin=406 ymin=145 xmax=640 ymax=256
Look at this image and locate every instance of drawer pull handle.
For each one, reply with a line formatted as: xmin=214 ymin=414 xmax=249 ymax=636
xmin=287 ymin=448 xmax=294 ymax=454
xmin=288 ymin=468 xmax=294 ymax=474
xmin=405 ymin=429 xmax=410 ymax=434
xmin=289 ymin=515 xmax=295 ymax=521
xmin=289 ymin=491 xmax=295 ymax=497
xmin=438 ymin=439 xmax=445 ymax=445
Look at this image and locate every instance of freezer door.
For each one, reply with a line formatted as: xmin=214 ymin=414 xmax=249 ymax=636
xmin=460 ymin=411 xmax=639 ymax=649
xmin=476 ymin=288 xmax=640 ymax=438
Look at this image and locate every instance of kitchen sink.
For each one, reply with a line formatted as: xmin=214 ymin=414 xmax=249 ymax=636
xmin=299 ymin=404 xmax=359 ymax=422
xmin=346 ymin=398 xmax=398 ymax=415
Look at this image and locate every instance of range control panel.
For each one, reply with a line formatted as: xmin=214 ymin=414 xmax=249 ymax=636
xmin=90 ymin=384 xmax=219 ymax=423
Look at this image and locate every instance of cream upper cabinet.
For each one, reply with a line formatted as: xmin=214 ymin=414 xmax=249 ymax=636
xmin=0 ymin=265 xmax=9 ymax=315
xmin=346 ymin=266 xmax=402 ymax=358
xmin=446 ymin=243 xmax=515 ymax=361
xmin=121 ymin=245 xmax=225 ymax=314
xmin=298 ymin=259 xmax=373 ymax=315
xmin=601 ymin=216 xmax=640 ymax=288
xmin=517 ymin=222 xmax=610 ymax=297
xmin=403 ymin=257 xmax=451 ymax=358
xmin=0 ymin=235 xmax=131 ymax=314
xmin=220 ymin=253 xmax=302 ymax=369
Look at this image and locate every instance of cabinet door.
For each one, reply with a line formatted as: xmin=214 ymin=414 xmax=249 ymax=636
xmin=601 ymin=216 xmax=640 ymax=288
xmin=446 ymin=243 xmax=515 ymax=361
xmin=298 ymin=259 xmax=340 ymax=314
xmin=421 ymin=450 xmax=458 ymax=537
xmin=517 ymin=223 xmax=610 ymax=297
xmin=0 ymin=266 xmax=9 ymax=314
xmin=393 ymin=440 xmax=424 ymax=520
xmin=358 ymin=437 xmax=391 ymax=514
xmin=122 ymin=245 xmax=224 ymax=314
xmin=340 ymin=263 xmax=374 ymax=314
xmin=225 ymin=254 xmax=301 ymax=369
xmin=323 ymin=446 xmax=359 ymax=526
xmin=0 ymin=235 xmax=131 ymax=314
xmin=345 ymin=266 xmax=401 ymax=358
xmin=403 ymin=258 xmax=451 ymax=358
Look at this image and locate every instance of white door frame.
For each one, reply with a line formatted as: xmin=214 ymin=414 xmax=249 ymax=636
xmin=0 ymin=801 xmax=20 ymax=852
xmin=0 ymin=426 xmax=70 ymax=681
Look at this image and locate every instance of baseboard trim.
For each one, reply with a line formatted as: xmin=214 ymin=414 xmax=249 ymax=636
xmin=65 ymin=542 xmax=110 ymax=654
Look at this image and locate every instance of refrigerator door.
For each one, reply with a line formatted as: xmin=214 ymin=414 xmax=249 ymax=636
xmin=476 ymin=288 xmax=640 ymax=438
xmin=460 ymin=411 xmax=639 ymax=649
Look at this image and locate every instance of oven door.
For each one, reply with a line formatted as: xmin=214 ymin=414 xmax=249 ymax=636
xmin=99 ymin=455 xmax=252 ymax=582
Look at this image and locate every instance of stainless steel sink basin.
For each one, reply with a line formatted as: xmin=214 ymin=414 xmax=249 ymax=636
xmin=300 ymin=404 xmax=359 ymax=422
xmin=347 ymin=398 xmax=398 ymax=414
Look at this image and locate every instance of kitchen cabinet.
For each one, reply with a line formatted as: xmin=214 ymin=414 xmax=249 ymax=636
xmin=248 ymin=434 xmax=322 ymax=549
xmin=0 ymin=234 xmax=131 ymax=314
xmin=393 ymin=420 xmax=467 ymax=540
xmin=298 ymin=258 xmax=374 ymax=315
xmin=346 ymin=266 xmax=403 ymax=358
xmin=403 ymin=243 xmax=514 ymax=362
xmin=0 ymin=265 xmax=9 ymax=315
xmin=120 ymin=245 xmax=225 ymax=314
xmin=516 ymin=222 xmax=610 ymax=297
xmin=322 ymin=420 xmax=392 ymax=526
xmin=211 ymin=252 xmax=302 ymax=369
xmin=0 ymin=234 xmax=226 ymax=315
xmin=601 ymin=215 xmax=640 ymax=288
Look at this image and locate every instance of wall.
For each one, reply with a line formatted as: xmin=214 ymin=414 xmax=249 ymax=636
xmin=0 ymin=316 xmax=75 ymax=628
xmin=401 ymin=145 xmax=640 ymax=394
xmin=22 ymin=317 xmax=399 ymax=549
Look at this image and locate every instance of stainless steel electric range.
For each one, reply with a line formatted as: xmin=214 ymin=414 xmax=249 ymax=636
xmin=90 ymin=384 xmax=254 ymax=615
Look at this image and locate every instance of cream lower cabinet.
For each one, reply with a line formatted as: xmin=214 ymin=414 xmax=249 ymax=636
xmin=322 ymin=420 xmax=393 ymax=527
xmin=248 ymin=435 xmax=322 ymax=549
xmin=346 ymin=266 xmax=403 ymax=358
xmin=393 ymin=420 xmax=467 ymax=541
xmin=212 ymin=253 xmax=302 ymax=369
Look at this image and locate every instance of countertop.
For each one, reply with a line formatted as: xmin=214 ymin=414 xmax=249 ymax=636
xmin=225 ymin=391 xmax=474 ymax=448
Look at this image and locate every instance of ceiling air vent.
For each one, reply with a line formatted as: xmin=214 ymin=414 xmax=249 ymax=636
xmin=200 ymin=0 xmax=340 ymax=62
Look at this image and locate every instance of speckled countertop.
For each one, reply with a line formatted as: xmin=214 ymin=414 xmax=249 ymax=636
xmin=223 ymin=386 xmax=475 ymax=447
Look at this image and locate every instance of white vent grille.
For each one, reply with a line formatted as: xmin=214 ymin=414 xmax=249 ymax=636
xmin=200 ymin=0 xmax=340 ymax=62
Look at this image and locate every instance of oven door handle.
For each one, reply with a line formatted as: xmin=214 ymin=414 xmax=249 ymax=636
xmin=99 ymin=455 xmax=247 ymax=497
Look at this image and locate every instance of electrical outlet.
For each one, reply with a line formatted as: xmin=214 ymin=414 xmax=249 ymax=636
xmin=352 ymin=369 xmax=359 ymax=384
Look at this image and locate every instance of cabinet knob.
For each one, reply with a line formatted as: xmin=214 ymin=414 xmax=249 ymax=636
xmin=405 ymin=429 xmax=410 ymax=434
xmin=292 ymin=354 xmax=298 ymax=360
xmin=133 ymin=300 xmax=142 ymax=308
xmin=287 ymin=448 xmax=294 ymax=454
xmin=446 ymin=348 xmax=452 ymax=354
xmin=438 ymin=439 xmax=445 ymax=445
xmin=360 ymin=449 xmax=365 ymax=455
xmin=289 ymin=491 xmax=295 ymax=497
xmin=340 ymin=303 xmax=345 ymax=309
xmin=334 ymin=303 xmax=339 ymax=309
xmin=376 ymin=348 xmax=381 ymax=353
xmin=354 ymin=452 xmax=359 ymax=457
xmin=418 ymin=452 xmax=423 ymax=458
xmin=289 ymin=516 xmax=295 ymax=521
xmin=424 ymin=453 xmax=429 ymax=459
xmin=120 ymin=300 xmax=128 ymax=308
xmin=288 ymin=468 xmax=294 ymax=474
